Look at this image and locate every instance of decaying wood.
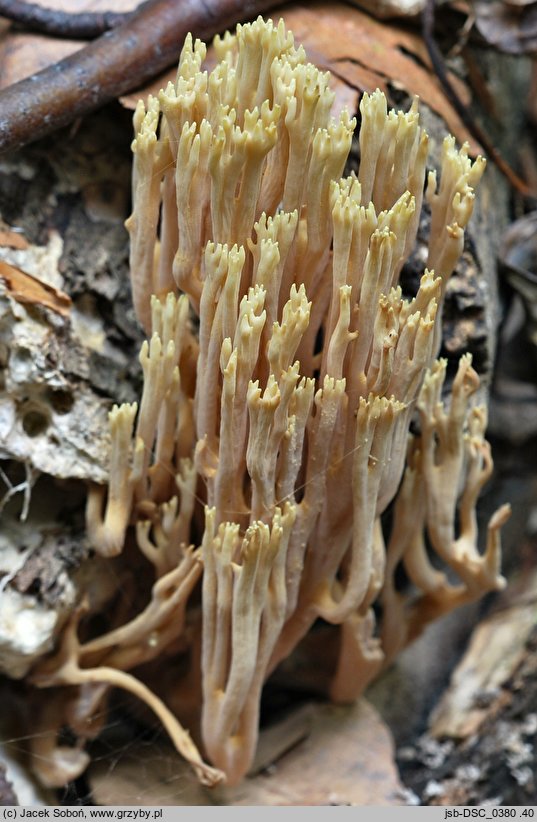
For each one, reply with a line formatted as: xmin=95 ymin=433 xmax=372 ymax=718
xmin=0 ymin=0 xmax=281 ymax=154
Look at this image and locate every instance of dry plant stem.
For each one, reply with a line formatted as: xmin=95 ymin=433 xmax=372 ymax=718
xmin=0 ymin=0 xmax=130 ymax=38
xmin=0 ymin=0 xmax=281 ymax=154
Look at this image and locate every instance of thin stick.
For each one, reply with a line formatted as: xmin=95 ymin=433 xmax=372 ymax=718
xmin=0 ymin=0 xmax=130 ymax=38
xmin=0 ymin=0 xmax=281 ymax=154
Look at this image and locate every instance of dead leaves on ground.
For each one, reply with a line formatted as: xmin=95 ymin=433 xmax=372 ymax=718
xmin=282 ymin=4 xmax=479 ymax=153
xmin=0 ymin=0 xmax=479 ymax=151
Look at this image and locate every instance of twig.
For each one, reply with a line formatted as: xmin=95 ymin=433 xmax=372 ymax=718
xmin=0 ymin=0 xmax=281 ymax=155
xmin=0 ymin=462 xmax=38 ymax=521
xmin=423 ymin=0 xmax=531 ymax=196
xmin=0 ymin=0 xmax=130 ymax=38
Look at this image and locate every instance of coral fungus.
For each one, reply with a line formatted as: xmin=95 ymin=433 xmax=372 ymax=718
xmin=31 ymin=16 xmax=510 ymax=789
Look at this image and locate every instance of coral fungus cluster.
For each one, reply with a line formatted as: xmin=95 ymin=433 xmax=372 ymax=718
xmin=31 ymin=16 xmax=510 ymax=789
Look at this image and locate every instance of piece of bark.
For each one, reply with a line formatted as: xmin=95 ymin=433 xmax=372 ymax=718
xmin=0 ymin=512 xmax=83 ymax=678
xmin=0 ymin=258 xmax=71 ymax=315
xmin=0 ymin=283 xmax=112 ymax=481
xmin=0 ymin=105 xmax=145 ymax=483
xmin=12 ymin=529 xmax=89 ymax=607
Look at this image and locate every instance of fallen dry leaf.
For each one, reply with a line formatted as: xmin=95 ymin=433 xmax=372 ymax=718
xmin=0 ymin=259 xmax=71 ymax=316
xmin=280 ymin=3 xmax=479 ymax=153
xmin=0 ymin=225 xmax=28 ymax=250
xmin=0 ymin=32 xmax=80 ymax=88
xmin=90 ymin=699 xmax=405 ymax=806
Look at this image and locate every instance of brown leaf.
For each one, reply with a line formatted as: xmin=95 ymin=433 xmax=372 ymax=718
xmin=0 ymin=259 xmax=71 ymax=316
xmin=279 ymin=3 xmax=479 ymax=153
xmin=90 ymin=699 xmax=404 ymax=805
xmin=0 ymin=32 xmax=78 ymax=88
xmin=0 ymin=225 xmax=28 ymax=249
